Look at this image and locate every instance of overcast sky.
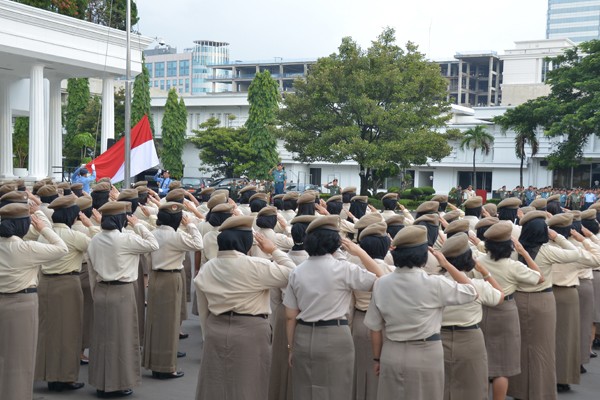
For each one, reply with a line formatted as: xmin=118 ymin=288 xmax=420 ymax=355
xmin=136 ymin=0 xmax=548 ymax=61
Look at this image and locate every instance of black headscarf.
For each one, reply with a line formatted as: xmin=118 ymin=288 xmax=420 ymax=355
xmin=283 ymin=199 xmax=297 ymax=211
xmin=476 ymin=225 xmax=492 ymax=241
xmin=297 ymin=202 xmax=315 ymax=216
xmin=157 ymin=210 xmax=183 ymax=231
xmin=256 ymin=214 xmax=277 ymax=230
xmin=382 ymin=198 xmax=397 ymax=211
xmin=62 ymin=188 xmax=72 ymax=196
xmin=80 ymin=206 xmax=93 ymax=219
xmin=438 ymin=202 xmax=448 ymax=212
xmin=464 ymin=206 xmax=482 ymax=218
xmin=92 ymin=191 xmax=110 ymax=210
xmin=498 ymin=208 xmax=518 ymax=222
xmin=0 ymin=217 xmax=30 ymax=238
xmin=416 ymin=221 xmax=439 ymax=247
xmin=342 ymin=192 xmax=355 ymax=204
xmin=519 ymin=217 xmax=548 ymax=261
xmin=207 ymin=211 xmax=232 ymax=227
xmin=326 ymin=201 xmax=343 ymax=215
xmin=217 ymin=229 xmax=253 ymax=254
xmin=138 ymin=192 xmax=149 ymax=205
xmin=51 ymin=205 xmax=80 ymax=228
xmin=387 ymin=224 xmax=404 ymax=238
xmin=273 ymin=197 xmax=284 ymax=211
xmin=250 ymin=199 xmax=267 ymax=213
xmin=291 ymin=222 xmax=310 ymax=251
xmin=582 ymin=218 xmax=600 ymax=235
xmin=349 ymin=201 xmax=367 ymax=220
xmin=359 ymin=235 xmax=391 ymax=260
xmin=239 ymin=190 xmax=257 ymax=204
xmin=553 ymin=225 xmax=571 ymax=239
xmin=572 ymin=219 xmax=583 ymax=234
xmin=40 ymin=194 xmax=59 ymax=204
xmin=122 ymin=198 xmax=139 ymax=214
xmin=101 ymin=214 xmax=127 ymax=231
xmin=72 ymin=188 xmax=84 ymax=197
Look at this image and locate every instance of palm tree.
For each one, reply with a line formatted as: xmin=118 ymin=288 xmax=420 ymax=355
xmin=459 ymin=126 xmax=494 ymax=190
xmin=514 ymin=130 xmax=539 ymax=189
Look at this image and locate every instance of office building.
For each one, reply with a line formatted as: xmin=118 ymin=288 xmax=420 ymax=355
xmin=547 ymin=0 xmax=600 ymax=43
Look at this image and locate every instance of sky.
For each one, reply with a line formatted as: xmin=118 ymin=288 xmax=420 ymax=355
xmin=136 ymin=0 xmax=549 ymax=62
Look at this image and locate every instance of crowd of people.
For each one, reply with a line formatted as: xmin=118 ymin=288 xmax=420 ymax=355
xmin=1 ymin=173 xmax=600 ymax=400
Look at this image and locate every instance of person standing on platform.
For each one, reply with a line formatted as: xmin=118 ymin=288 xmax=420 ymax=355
xmin=71 ymin=164 xmax=96 ymax=193
xmin=269 ymin=163 xmax=287 ymax=195
xmin=154 ymin=169 xmax=172 ymax=198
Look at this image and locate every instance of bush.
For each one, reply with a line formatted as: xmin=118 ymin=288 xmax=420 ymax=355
xmin=368 ymin=197 xmax=382 ymax=209
xmin=400 ymin=189 xmax=413 ymax=199
xmin=486 ymin=198 xmax=501 ymax=205
xmin=410 ymin=187 xmax=424 ymax=197
xmin=387 ymin=186 xmax=401 ymax=193
xmin=420 ymin=186 xmax=436 ymax=196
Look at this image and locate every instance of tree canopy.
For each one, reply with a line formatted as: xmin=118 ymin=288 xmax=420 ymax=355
xmin=160 ymin=89 xmax=187 ymax=178
xmin=131 ymin=57 xmax=154 ymax=136
xmin=459 ymin=126 xmax=494 ymax=190
xmin=278 ymin=28 xmax=456 ymax=194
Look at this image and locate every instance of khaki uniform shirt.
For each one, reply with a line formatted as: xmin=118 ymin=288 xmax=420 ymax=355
xmin=39 ymin=223 xmax=91 ymax=274
xmin=353 ymin=259 xmax=395 ymax=311
xmin=442 ymin=276 xmax=502 ymax=327
xmin=280 ymin=209 xmax=296 ymax=223
xmin=364 ymin=268 xmax=478 ymax=340
xmin=381 ymin=210 xmax=398 ymax=221
xmin=476 ymin=253 xmax=541 ymax=295
xmin=463 ymin=215 xmax=479 ymax=232
xmin=238 ymin=204 xmax=251 ymax=216
xmin=151 ymin=224 xmax=203 ymax=271
xmin=0 ymin=227 xmax=68 ymax=293
xmin=250 ymin=227 xmax=294 ymax=259
xmin=552 ymin=238 xmax=600 ymax=286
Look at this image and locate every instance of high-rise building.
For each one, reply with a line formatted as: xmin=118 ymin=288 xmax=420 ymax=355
xmin=546 ymin=0 xmax=600 ymax=43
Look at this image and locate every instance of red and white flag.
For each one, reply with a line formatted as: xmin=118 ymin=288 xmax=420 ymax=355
xmin=86 ymin=115 xmax=159 ymax=184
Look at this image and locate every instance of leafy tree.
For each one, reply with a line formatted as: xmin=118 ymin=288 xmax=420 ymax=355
xmin=84 ymin=0 xmax=139 ymax=30
xmin=114 ymin=87 xmax=126 ymax=137
xmin=459 ymin=125 xmax=494 ymax=190
xmin=63 ymin=78 xmax=91 ymax=166
xmin=131 ymin=56 xmax=154 ymax=135
xmin=245 ymin=71 xmax=280 ymax=180
xmin=13 ymin=117 xmax=29 ymax=169
xmin=160 ymin=89 xmax=186 ymax=178
xmin=71 ymin=132 xmax=96 ymax=162
xmin=12 ymin=0 xmax=88 ymax=18
xmin=278 ymin=28 xmax=455 ymax=195
xmin=192 ymin=117 xmax=253 ymax=178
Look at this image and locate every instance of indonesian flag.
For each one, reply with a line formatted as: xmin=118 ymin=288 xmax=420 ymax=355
xmin=86 ymin=115 xmax=159 ymax=184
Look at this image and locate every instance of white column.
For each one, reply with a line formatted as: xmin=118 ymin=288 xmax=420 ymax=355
xmin=48 ymin=78 xmax=62 ymax=180
xmin=101 ymin=78 xmax=115 ymax=153
xmin=28 ymin=64 xmax=46 ymax=180
xmin=0 ymin=80 xmax=14 ymax=178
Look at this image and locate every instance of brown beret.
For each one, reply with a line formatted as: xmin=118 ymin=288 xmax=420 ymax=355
xmin=0 ymin=191 xmax=28 ymax=204
xmin=443 ymin=210 xmax=461 ymax=223
xmin=32 ymin=181 xmax=45 ymax=192
xmin=0 ymin=184 xmax=17 ymax=195
xmin=136 ymin=186 xmax=149 ymax=194
xmin=441 ymin=232 xmax=470 ymax=258
xmin=165 ymin=188 xmax=187 ymax=202
xmin=520 ymin=206 xmax=535 ymax=214
xmin=283 ymin=192 xmax=299 ymax=201
xmin=530 ymin=198 xmax=547 ymax=210
xmin=416 ymin=201 xmax=439 ymax=214
xmin=569 ymin=210 xmax=581 ymax=222
xmin=273 ymin=194 xmax=285 ymax=200
xmin=581 ymin=209 xmax=597 ymax=221
xmin=97 ymin=177 xmax=112 ymax=184
xmin=70 ymin=183 xmax=83 ymax=190
xmin=48 ymin=196 xmax=76 ymax=209
xmin=199 ymin=187 xmax=215 ymax=196
xmin=444 ymin=219 xmax=470 ymax=235
xmin=497 ymin=197 xmax=521 ymax=209
xmin=519 ymin=210 xmax=548 ymax=226
xmin=239 ymin=185 xmax=257 ymax=194
xmin=291 ymin=215 xmax=318 ymax=225
xmin=41 ymin=178 xmax=54 ymax=185
xmin=463 ymin=196 xmax=483 ymax=209
xmin=351 ymin=195 xmax=368 ymax=204
xmin=15 ymin=179 xmax=25 ymax=188
xmin=431 ymin=194 xmax=448 ymax=203
xmin=118 ymin=189 xmax=138 ymax=201
xmin=211 ymin=203 xmax=234 ymax=213
xmin=257 ymin=206 xmax=277 ymax=217
xmin=92 ymin=182 xmax=111 ymax=192
xmin=207 ymin=194 xmax=227 ymax=210
xmin=0 ymin=203 xmax=30 ymax=218
xmin=98 ymin=201 xmax=129 ymax=216
xmin=168 ymin=180 xmax=182 ymax=190
xmin=358 ymin=222 xmax=387 ymax=241
xmin=75 ymin=195 xmax=92 ymax=210
xmin=57 ymin=182 xmax=70 ymax=190
xmin=297 ymin=193 xmax=314 ymax=205
xmin=37 ymin=185 xmax=58 ymax=197
xmin=306 ymin=215 xmax=340 ymax=233
xmin=392 ymin=225 xmax=428 ymax=248
xmin=211 ymin=189 xmax=230 ymax=198
xmin=249 ymin=193 xmax=269 ymax=203
xmin=483 ymin=203 xmax=497 ymax=217
xmin=159 ymin=202 xmax=185 ymax=214
xmin=483 ymin=221 xmax=513 ymax=242
xmin=218 ymin=215 xmax=254 ymax=232
xmin=547 ymin=213 xmax=573 ymax=228
xmin=385 ymin=214 xmax=405 ymax=226
xmin=475 ymin=217 xmax=499 ymax=229
xmin=547 ymin=194 xmax=560 ymax=202
xmin=326 ymin=195 xmax=342 ymax=203
xmin=382 ymin=193 xmax=399 ymax=201
xmin=133 ymin=181 xmax=148 ymax=188
xmin=414 ymin=213 xmax=439 ymax=226
xmin=354 ymin=213 xmax=383 ymax=230
xmin=341 ymin=186 xmax=357 ymax=194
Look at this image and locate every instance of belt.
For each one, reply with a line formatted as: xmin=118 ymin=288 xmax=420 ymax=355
xmin=552 ymin=285 xmax=577 ymax=289
xmin=43 ymin=271 xmax=80 ymax=276
xmin=99 ymin=281 xmax=132 ymax=285
xmin=155 ymin=269 xmax=182 ymax=273
xmin=297 ymin=319 xmax=349 ymax=327
xmin=441 ymin=324 xmax=479 ymax=331
xmin=0 ymin=287 xmax=37 ymax=295
xmin=540 ymin=287 xmax=553 ymax=293
xmin=404 ymin=333 xmax=441 ymax=342
xmin=219 ymin=311 xmax=268 ymax=319
xmin=504 ymin=294 xmax=514 ymax=301
xmin=354 ymin=308 xmax=367 ymax=313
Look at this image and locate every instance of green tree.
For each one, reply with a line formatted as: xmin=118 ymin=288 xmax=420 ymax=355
xmin=192 ymin=117 xmax=253 ymax=178
xmin=131 ymin=56 xmax=154 ymax=135
xmin=71 ymin=132 xmax=96 ymax=162
xmin=494 ymin=101 xmax=542 ymax=188
xmin=160 ymin=89 xmax=186 ymax=178
xmin=13 ymin=0 xmax=88 ymax=18
xmin=245 ymin=71 xmax=280 ymax=180
xmin=64 ymin=78 xmax=91 ymax=166
xmin=114 ymin=87 xmax=126 ymax=137
xmin=13 ymin=117 xmax=29 ymax=169
xmin=84 ymin=0 xmax=139 ymax=30
xmin=459 ymin=125 xmax=494 ymax=190
xmin=278 ymin=28 xmax=455 ymax=195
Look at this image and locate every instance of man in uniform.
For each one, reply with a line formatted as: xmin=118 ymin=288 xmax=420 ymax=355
xmin=323 ymin=178 xmax=341 ymax=195
xmin=269 ymin=163 xmax=287 ymax=195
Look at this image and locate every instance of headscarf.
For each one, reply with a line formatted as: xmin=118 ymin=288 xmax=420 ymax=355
xmin=122 ymin=198 xmax=139 ymax=214
xmin=297 ymin=202 xmax=315 ymax=216
xmin=283 ymin=199 xmax=297 ymax=211
xmin=250 ymin=199 xmax=267 ymax=213
xmin=239 ymin=190 xmax=257 ymax=204
xmin=553 ymin=225 xmax=571 ymax=239
xmin=359 ymin=235 xmax=390 ymax=260
xmin=40 ymin=194 xmax=59 ymax=204
xmin=386 ymin=224 xmax=404 ymax=238
xmin=326 ymin=201 xmax=343 ymax=215
xmin=476 ymin=226 xmax=493 ymax=241
xmin=256 ymin=214 xmax=277 ymax=230
xmin=416 ymin=221 xmax=439 ymax=247
xmin=92 ymin=191 xmax=110 ymax=210
xmin=101 ymin=214 xmax=127 ymax=231
xmin=80 ymin=206 xmax=93 ymax=219
xmin=342 ymin=192 xmax=355 ymax=204
xmin=138 ymin=192 xmax=149 ymax=205
xmin=207 ymin=211 xmax=232 ymax=227
xmin=273 ymin=197 xmax=284 ymax=211
xmin=572 ymin=219 xmax=583 ymax=234
xmin=0 ymin=217 xmax=30 ymax=238
xmin=382 ymin=198 xmax=397 ymax=211
xmin=349 ymin=200 xmax=367 ymax=220
xmin=217 ymin=229 xmax=253 ymax=254
xmin=498 ymin=208 xmax=518 ymax=223
xmin=51 ymin=205 xmax=80 ymax=228
xmin=519 ymin=217 xmax=548 ymax=261
xmin=72 ymin=187 xmax=84 ymax=197
xmin=156 ymin=210 xmax=183 ymax=231
xmin=582 ymin=218 xmax=600 ymax=235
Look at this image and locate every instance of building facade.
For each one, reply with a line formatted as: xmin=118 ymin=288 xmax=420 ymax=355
xmin=547 ymin=0 xmax=600 ymax=43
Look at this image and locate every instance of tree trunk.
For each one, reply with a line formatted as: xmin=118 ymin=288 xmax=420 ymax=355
xmin=519 ymin=156 xmax=524 ymax=189
xmin=359 ymin=166 xmax=369 ymax=196
xmin=472 ymin=149 xmax=477 ymax=190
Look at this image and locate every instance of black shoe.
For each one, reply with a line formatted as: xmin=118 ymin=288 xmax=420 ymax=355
xmin=591 ymin=351 xmax=598 ymax=358
xmin=80 ymin=358 xmax=89 ymax=365
xmin=48 ymin=382 xmax=85 ymax=391
xmin=177 ymin=351 xmax=186 ymax=358
xmin=179 ymin=333 xmax=189 ymax=339
xmin=557 ymin=384 xmax=571 ymax=392
xmin=96 ymin=389 xmax=133 ymax=398
xmin=581 ymin=365 xmax=587 ymax=374
xmin=152 ymin=371 xmax=184 ymax=379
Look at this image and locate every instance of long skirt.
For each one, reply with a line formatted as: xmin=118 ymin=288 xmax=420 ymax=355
xmin=554 ymin=286 xmax=580 ymax=385
xmin=268 ymin=302 xmax=292 ymax=400
xmin=578 ymin=279 xmax=594 ymax=365
xmin=593 ymin=271 xmax=600 ymax=323
xmin=80 ymin=263 xmax=94 ymax=350
xmin=481 ymin=299 xmax=521 ymax=377
xmin=442 ymin=328 xmax=487 ymax=400
xmin=89 ymin=282 xmax=141 ymax=392
xmin=508 ymin=291 xmax=557 ymax=400
xmin=35 ymin=274 xmax=83 ymax=382
xmin=352 ymin=310 xmax=378 ymax=400
xmin=196 ymin=313 xmax=271 ymax=400
xmin=0 ymin=292 xmax=38 ymax=400
xmin=179 ymin=268 xmax=188 ymax=322
xmin=142 ymin=270 xmax=182 ymax=373
xmin=292 ymin=323 xmax=354 ymax=400
xmin=378 ymin=339 xmax=443 ymax=400
xmin=183 ymin=251 xmax=192 ymax=302
xmin=135 ymin=261 xmax=146 ymax=341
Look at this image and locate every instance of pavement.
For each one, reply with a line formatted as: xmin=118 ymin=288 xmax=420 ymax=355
xmin=32 ymin=306 xmax=600 ymax=400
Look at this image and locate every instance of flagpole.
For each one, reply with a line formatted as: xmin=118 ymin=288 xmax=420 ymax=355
xmin=124 ymin=0 xmax=132 ymax=187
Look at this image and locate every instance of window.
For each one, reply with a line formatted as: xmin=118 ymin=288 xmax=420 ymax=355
xmin=166 ymin=80 xmax=171 ymax=90
xmin=185 ymin=79 xmax=190 ymax=92
xmin=167 ymin=61 xmax=177 ymax=77
xmin=179 ymin=79 xmax=183 ymax=85
xmin=160 ymin=80 xmax=164 ymax=90
xmin=153 ymin=80 xmax=158 ymax=88
xmin=179 ymin=60 xmax=190 ymax=76
xmin=457 ymin=171 xmax=492 ymax=192
xmin=154 ymin=62 xmax=165 ymax=78
xmin=146 ymin=63 xmax=153 ymax=78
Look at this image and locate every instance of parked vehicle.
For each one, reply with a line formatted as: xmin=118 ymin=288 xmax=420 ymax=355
xmin=285 ymin=183 xmax=322 ymax=193
xmin=209 ymin=177 xmax=249 ymax=190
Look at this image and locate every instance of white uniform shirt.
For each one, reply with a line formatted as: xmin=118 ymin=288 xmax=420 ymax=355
xmin=442 ymin=276 xmax=502 ymax=327
xmin=39 ymin=223 xmax=91 ymax=274
xmin=151 ymin=224 xmax=203 ymax=271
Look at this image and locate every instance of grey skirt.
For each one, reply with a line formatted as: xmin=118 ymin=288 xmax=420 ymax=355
xmin=481 ymin=299 xmax=521 ymax=377
xmin=578 ymin=279 xmax=594 ymax=365
xmin=352 ymin=309 xmax=378 ymax=400
xmin=593 ymin=271 xmax=600 ymax=323
xmin=442 ymin=328 xmax=487 ymax=400
xmin=80 ymin=263 xmax=94 ymax=350
xmin=268 ymin=302 xmax=292 ymax=400
xmin=554 ymin=286 xmax=580 ymax=385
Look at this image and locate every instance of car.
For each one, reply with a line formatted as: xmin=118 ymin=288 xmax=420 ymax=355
xmin=285 ymin=183 xmax=322 ymax=193
xmin=209 ymin=177 xmax=249 ymax=190
xmin=180 ymin=177 xmax=214 ymax=200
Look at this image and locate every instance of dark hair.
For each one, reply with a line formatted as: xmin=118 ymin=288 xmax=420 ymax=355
xmin=297 ymin=202 xmax=315 ymax=216
xmin=386 ymin=224 xmax=404 ymax=238
xmin=519 ymin=217 xmax=548 ymax=260
xmin=273 ymin=197 xmax=284 ymax=211
xmin=485 ymin=240 xmax=513 ymax=261
xmin=572 ymin=220 xmax=583 ymax=234
xmin=239 ymin=190 xmax=256 ymax=204
xmin=382 ymin=198 xmax=397 ymax=211
xmin=359 ymin=235 xmax=390 ymax=260
xmin=304 ymin=229 xmax=341 ymax=256
xmin=546 ymin=201 xmax=562 ymax=215
xmin=498 ymin=208 xmax=517 ymax=222
xmin=465 ymin=206 xmax=481 ymax=218
xmin=349 ymin=201 xmax=367 ymax=220
xmin=445 ymin=249 xmax=475 ymax=272
xmin=326 ymin=201 xmax=343 ymax=215
xmin=582 ymin=219 xmax=600 ymax=235
xmin=250 ymin=199 xmax=267 ymax=213
xmin=391 ymin=243 xmax=429 ymax=268
xmin=291 ymin=222 xmax=309 ymax=251
xmin=342 ymin=192 xmax=354 ymax=203
xmin=80 ymin=168 xmax=89 ymax=176
xmin=476 ymin=226 xmax=492 ymax=241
